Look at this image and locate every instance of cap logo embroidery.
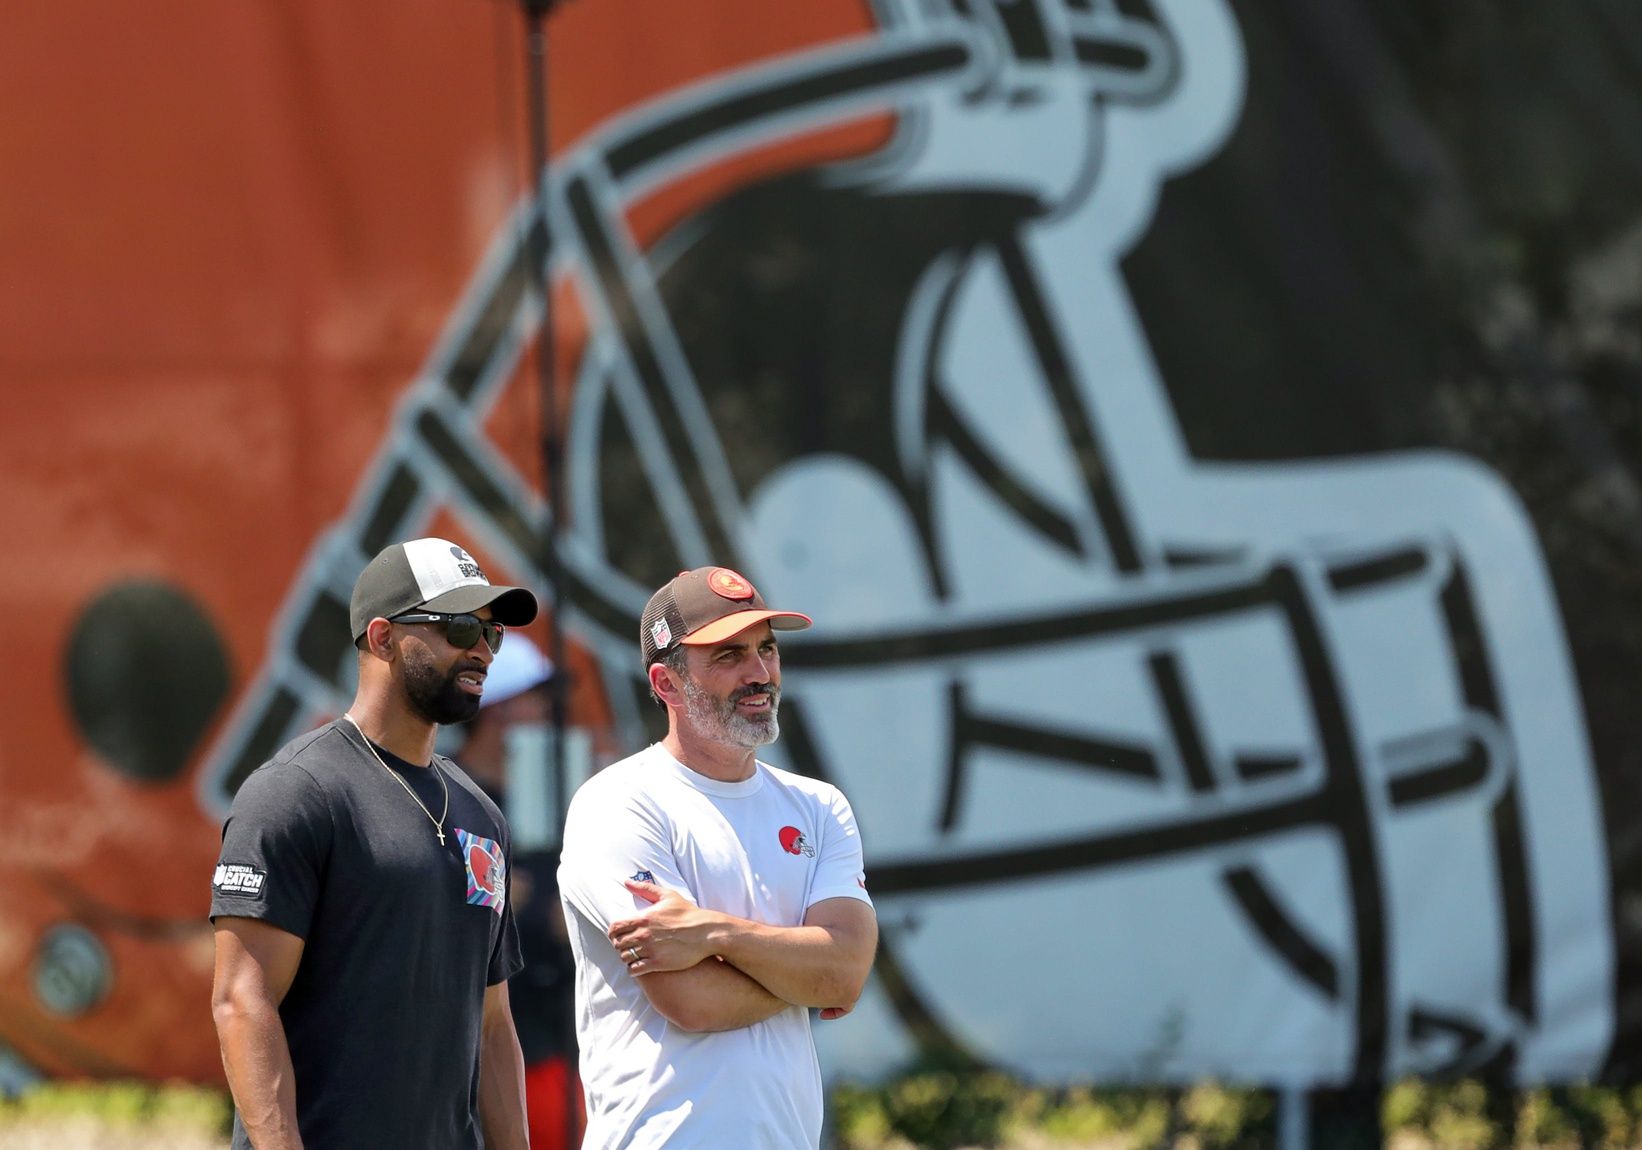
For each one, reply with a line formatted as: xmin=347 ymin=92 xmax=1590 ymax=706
xmin=650 ymin=618 xmax=672 ymax=649
xmin=402 ymin=537 xmax=491 ymax=601
xmin=449 ymin=545 xmax=485 ymax=580
xmin=708 ymin=568 xmax=756 ymax=601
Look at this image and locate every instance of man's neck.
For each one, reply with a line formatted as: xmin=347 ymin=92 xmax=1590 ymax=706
xmin=345 ymin=696 xmax=437 ymax=766
xmin=662 ymin=727 xmax=758 ymax=783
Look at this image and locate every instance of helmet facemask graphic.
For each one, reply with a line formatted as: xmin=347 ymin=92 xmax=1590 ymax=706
xmin=202 ymin=0 xmax=1610 ymax=1086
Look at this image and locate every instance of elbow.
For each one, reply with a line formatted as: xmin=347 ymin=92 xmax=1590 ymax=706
xmin=640 ymin=983 xmax=703 ymax=1033
xmin=637 ymin=973 xmax=723 ymax=1033
xmin=211 ymin=982 xmax=239 ymax=1032
xmin=822 ymin=974 xmax=867 ymax=1013
xmin=650 ymin=990 xmax=745 ymax=1034
xmin=211 ymin=993 xmax=248 ymax=1037
xmin=812 ymin=956 xmax=871 ymax=1013
xmin=842 ymin=978 xmax=867 ymax=1009
xmin=824 ymin=944 xmax=876 ymax=1010
xmin=211 ymin=983 xmax=271 ymax=1038
xmin=657 ymin=999 xmax=718 ymax=1034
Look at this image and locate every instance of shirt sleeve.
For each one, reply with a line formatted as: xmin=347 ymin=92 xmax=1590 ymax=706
xmin=807 ymin=786 xmax=874 ymax=913
xmin=210 ymin=762 xmax=331 ymax=939
xmin=487 ymin=826 xmax=525 ymax=986
xmin=557 ymin=784 xmax=692 ymax=934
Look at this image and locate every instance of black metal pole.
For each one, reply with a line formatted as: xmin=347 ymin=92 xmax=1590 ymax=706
xmin=521 ymin=7 xmax=564 ymax=729
xmin=518 ymin=2 xmax=579 ymax=1146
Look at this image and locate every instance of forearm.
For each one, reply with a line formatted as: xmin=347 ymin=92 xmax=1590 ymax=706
xmin=214 ymin=1000 xmax=303 ymax=1150
xmin=710 ymin=917 xmax=873 ymax=1010
xmin=477 ymin=1010 xmax=530 ymax=1150
xmin=612 ymin=886 xmax=877 ymax=1012
xmin=645 ymin=956 xmax=790 ymax=1032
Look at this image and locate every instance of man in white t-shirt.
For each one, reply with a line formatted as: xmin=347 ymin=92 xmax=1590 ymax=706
xmin=558 ymin=566 xmax=878 ymax=1150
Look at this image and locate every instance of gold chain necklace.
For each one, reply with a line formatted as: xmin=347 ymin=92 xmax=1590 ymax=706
xmin=343 ymin=713 xmax=450 ymax=846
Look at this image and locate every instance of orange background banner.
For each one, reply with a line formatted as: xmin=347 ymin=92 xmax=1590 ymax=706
xmin=1 ymin=0 xmax=878 ymax=1081
xmin=6 ymin=0 xmax=1641 ymax=1091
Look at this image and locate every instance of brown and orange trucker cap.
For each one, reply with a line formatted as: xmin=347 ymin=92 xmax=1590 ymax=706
xmin=640 ymin=566 xmax=811 ymax=665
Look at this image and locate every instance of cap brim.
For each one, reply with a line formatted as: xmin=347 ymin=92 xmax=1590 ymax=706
xmin=681 ymin=609 xmax=812 ymax=647
xmin=421 ymin=584 xmax=539 ymax=627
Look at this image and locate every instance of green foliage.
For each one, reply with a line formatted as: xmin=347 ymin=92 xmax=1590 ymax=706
xmin=1382 ymin=1078 xmax=1433 ymax=1132
xmin=833 ymin=1071 xmax=1274 ymax=1150
xmin=876 ymin=1062 xmax=1018 ymax=1149
xmin=0 ymin=1080 xmax=232 ymax=1138
xmin=1385 ymin=1079 xmax=1497 ymax=1148
xmin=833 ymin=1080 xmax=904 ymax=1150
xmin=1021 ymin=1084 xmax=1173 ymax=1147
xmin=1559 ymin=1084 xmax=1636 ymax=1150
xmin=1178 ymin=1082 xmax=1274 ymax=1150
xmin=1516 ymin=1086 xmax=1580 ymax=1149
xmin=1380 ymin=1079 xmax=1642 ymax=1150
xmin=32 ymin=1074 xmax=1642 ymax=1149
xmin=831 ymin=1074 xmax=1642 ymax=1149
xmin=1423 ymin=1080 xmax=1500 ymax=1150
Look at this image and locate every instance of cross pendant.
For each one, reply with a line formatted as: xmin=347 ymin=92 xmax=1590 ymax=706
xmin=437 ymin=830 xmax=446 ymax=846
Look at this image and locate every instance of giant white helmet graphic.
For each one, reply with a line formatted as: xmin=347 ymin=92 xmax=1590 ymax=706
xmin=201 ymin=0 xmax=1612 ymax=1086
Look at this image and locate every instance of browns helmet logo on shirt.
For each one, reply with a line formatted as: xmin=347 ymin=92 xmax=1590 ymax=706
xmin=778 ymin=826 xmax=814 ymax=858
xmin=456 ymin=829 xmax=507 ymax=914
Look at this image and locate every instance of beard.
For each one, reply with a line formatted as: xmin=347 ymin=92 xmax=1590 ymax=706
xmin=681 ymin=673 xmax=780 ymax=748
xmin=402 ymin=647 xmax=483 ymax=726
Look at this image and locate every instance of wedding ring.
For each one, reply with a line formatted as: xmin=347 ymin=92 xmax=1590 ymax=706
xmin=627 ymin=947 xmax=640 ymax=962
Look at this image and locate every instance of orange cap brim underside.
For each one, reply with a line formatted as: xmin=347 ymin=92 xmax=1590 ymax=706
xmin=680 ymin=610 xmax=813 ymax=646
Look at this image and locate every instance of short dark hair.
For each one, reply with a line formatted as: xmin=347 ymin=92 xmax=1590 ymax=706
xmin=649 ymin=646 xmax=687 ymax=706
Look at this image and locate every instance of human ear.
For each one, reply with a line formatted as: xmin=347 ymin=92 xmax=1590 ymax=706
xmin=364 ymin=618 xmax=396 ymax=661
xmin=648 ymin=660 xmax=683 ymax=706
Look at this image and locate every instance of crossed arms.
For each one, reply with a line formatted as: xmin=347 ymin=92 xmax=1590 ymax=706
xmin=605 ymin=880 xmax=878 ymax=1033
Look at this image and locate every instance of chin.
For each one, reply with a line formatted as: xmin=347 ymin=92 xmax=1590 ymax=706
xmin=733 ymin=719 xmax=780 ymax=748
xmin=417 ymin=696 xmax=482 ymax=727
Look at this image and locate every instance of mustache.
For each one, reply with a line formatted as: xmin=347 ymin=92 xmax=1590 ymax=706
xmin=730 ymin=682 xmax=779 ymax=705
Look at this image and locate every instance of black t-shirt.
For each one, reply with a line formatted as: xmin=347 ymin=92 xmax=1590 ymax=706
xmin=211 ymin=719 xmax=523 ymax=1150
xmin=467 ymin=777 xmax=576 ymax=1064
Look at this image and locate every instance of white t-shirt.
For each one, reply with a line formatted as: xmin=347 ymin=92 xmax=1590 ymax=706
xmin=558 ymin=743 xmax=873 ymax=1150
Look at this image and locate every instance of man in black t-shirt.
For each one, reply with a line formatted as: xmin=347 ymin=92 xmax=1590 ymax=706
xmin=210 ymin=538 xmax=537 ymax=1150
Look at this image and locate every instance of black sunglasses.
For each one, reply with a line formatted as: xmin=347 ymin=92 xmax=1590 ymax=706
xmin=390 ymin=612 xmax=505 ymax=654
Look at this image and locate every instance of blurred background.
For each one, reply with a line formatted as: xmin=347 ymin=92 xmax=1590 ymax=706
xmin=7 ymin=0 xmax=1642 ymax=1145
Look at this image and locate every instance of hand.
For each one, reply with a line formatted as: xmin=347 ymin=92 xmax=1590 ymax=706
xmin=608 ymin=880 xmax=724 ymax=975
